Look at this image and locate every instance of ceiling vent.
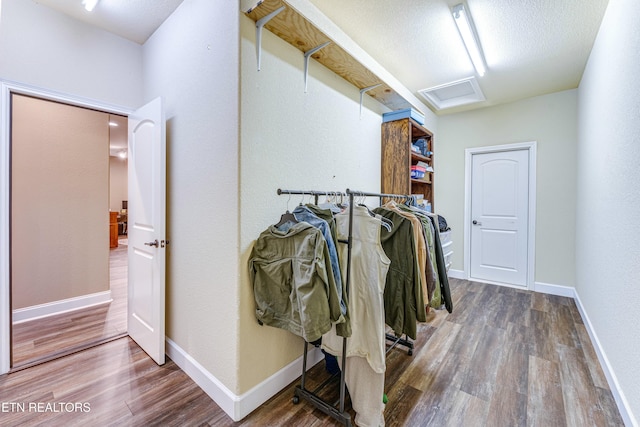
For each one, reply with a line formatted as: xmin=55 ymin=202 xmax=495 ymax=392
xmin=418 ymin=77 xmax=485 ymax=111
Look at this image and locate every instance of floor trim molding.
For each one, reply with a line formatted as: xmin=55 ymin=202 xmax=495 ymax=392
xmin=166 ymin=337 xmax=323 ymax=421
xmin=448 ymin=268 xmax=465 ymax=280
xmin=572 ymin=291 xmax=638 ymax=427
xmin=12 ymin=291 xmax=112 ymax=324
xmin=533 ymin=281 xmax=575 ymax=298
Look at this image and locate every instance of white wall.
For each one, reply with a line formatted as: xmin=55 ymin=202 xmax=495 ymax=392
xmin=142 ymin=0 xmax=241 ymax=393
xmin=238 ymin=13 xmax=388 ymax=393
xmin=438 ymin=90 xmax=578 ymax=288
xmin=0 ymin=0 xmax=142 ymax=108
xmin=577 ymin=0 xmax=640 ymax=423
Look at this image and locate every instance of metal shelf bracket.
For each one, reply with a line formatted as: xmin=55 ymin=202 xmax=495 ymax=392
xmin=359 ymin=84 xmax=382 ymax=117
xmin=255 ymin=6 xmax=285 ymax=71
xmin=303 ymin=41 xmax=331 ymax=92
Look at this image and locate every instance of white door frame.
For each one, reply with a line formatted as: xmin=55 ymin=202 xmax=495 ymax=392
xmin=463 ymin=141 xmax=537 ymax=290
xmin=0 ymin=80 xmax=132 ymax=374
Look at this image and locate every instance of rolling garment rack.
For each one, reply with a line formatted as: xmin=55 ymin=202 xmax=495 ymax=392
xmin=277 ymin=188 xmax=415 ymax=427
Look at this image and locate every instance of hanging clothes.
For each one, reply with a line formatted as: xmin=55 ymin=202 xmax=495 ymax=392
xmin=372 ymin=206 xmax=425 ymax=340
xmin=322 ymin=205 xmax=390 ymax=427
xmin=426 ymin=214 xmax=453 ymax=313
xmin=249 ymin=221 xmax=347 ymax=342
xmin=305 ymin=204 xmax=339 ymax=245
xmin=398 ymin=205 xmax=453 ymax=313
xmin=382 ymin=201 xmax=429 ymax=319
xmin=292 ymin=205 xmax=346 ymax=316
xmin=399 ymin=204 xmax=439 ymax=306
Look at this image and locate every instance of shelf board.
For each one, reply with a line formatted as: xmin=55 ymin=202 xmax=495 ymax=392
xmin=411 ymin=176 xmax=432 ymax=185
xmin=244 ymin=0 xmax=428 ymax=113
xmin=411 ymin=152 xmax=432 ymax=163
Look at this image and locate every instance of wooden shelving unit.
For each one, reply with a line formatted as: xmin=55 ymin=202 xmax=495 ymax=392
xmin=381 ymin=118 xmax=434 ymax=210
xmin=244 ymin=0 xmax=427 ymax=112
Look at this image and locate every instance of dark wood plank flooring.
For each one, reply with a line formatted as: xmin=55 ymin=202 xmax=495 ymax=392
xmin=0 ymin=278 xmax=625 ymax=426
xmin=11 ymin=239 xmax=128 ymax=369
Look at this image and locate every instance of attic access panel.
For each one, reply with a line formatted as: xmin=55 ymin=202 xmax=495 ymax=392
xmin=419 ymin=77 xmax=485 ymax=111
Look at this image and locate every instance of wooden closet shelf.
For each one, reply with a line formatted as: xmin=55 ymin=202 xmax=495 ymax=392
xmin=245 ymin=0 xmax=422 ymax=112
xmin=411 ymin=152 xmax=432 ymax=163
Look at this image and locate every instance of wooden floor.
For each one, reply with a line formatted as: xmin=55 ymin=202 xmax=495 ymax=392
xmin=0 ymin=278 xmax=625 ymax=426
xmin=11 ymin=239 xmax=128 ymax=369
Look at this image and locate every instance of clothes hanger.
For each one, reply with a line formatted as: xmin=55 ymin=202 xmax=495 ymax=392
xmin=352 ymin=193 xmax=393 ymax=231
xmin=275 ymin=192 xmax=299 ymax=227
xmin=378 ymin=215 xmax=392 ymax=232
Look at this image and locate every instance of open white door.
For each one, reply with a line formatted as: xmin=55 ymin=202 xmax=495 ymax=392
xmin=128 ymin=97 xmax=166 ymax=365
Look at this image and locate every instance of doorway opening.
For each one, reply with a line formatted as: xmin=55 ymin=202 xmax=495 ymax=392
xmin=2 ymin=82 xmax=166 ymax=373
xmin=8 ymin=94 xmax=129 ymax=370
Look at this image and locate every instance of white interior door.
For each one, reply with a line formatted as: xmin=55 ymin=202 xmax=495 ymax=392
xmin=128 ymin=97 xmax=166 ymax=365
xmin=470 ymin=149 xmax=529 ymax=286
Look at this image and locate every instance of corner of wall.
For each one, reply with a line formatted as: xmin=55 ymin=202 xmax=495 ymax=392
xmin=166 ymin=337 xmax=323 ymax=421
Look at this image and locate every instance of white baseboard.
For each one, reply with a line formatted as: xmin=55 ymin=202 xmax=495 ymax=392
xmin=573 ymin=292 xmax=638 ymax=427
xmin=165 ymin=337 xmax=323 ymax=422
xmin=448 ymin=269 xmax=575 ymax=298
xmin=448 ymin=269 xmax=465 ymax=279
xmin=533 ymin=281 xmax=575 ymax=298
xmin=12 ymin=290 xmax=112 ymax=324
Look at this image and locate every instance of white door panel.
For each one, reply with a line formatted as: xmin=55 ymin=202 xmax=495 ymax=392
xmin=470 ymin=150 xmax=529 ymax=286
xmin=479 ymin=229 xmax=517 ymax=270
xmin=128 ymin=97 xmax=166 ymax=365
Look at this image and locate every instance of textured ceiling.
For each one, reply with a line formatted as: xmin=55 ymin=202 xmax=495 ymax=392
xmin=36 ymin=0 xmax=609 ymax=114
xmin=309 ymin=0 xmax=609 ymax=113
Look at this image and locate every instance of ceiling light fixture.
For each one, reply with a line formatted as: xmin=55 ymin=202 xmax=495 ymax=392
xmin=452 ymin=3 xmax=486 ymax=77
xmin=82 ymin=0 xmax=99 ymax=12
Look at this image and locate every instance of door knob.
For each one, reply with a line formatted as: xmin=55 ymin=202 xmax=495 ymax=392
xmin=144 ymin=239 xmax=159 ymax=247
xmin=472 ymin=220 xmax=482 ymax=226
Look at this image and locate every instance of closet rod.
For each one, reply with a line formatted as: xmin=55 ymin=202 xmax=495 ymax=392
xmin=277 ymin=188 xmax=346 ymax=196
xmin=345 ymin=188 xmax=410 ymax=200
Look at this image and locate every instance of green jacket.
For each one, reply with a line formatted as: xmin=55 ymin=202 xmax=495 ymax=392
xmin=249 ymin=222 xmax=346 ymax=342
xmin=373 ymin=207 xmax=425 ymax=340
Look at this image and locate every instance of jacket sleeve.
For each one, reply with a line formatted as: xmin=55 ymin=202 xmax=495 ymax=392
xmin=315 ymin=233 xmax=346 ymax=326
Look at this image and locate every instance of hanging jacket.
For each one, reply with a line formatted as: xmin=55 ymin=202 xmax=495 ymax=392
xmin=427 ymin=215 xmax=453 ymax=313
xmin=292 ymin=205 xmax=346 ymax=316
xmin=401 ymin=205 xmax=440 ymax=306
xmin=373 ymin=207 xmax=425 ymax=340
xmin=249 ymin=222 xmax=347 ymax=342
xmin=384 ymin=201 xmax=429 ymax=318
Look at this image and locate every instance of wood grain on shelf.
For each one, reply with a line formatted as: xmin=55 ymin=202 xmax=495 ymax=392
xmin=381 ymin=119 xmax=411 ymax=196
xmin=245 ymin=0 xmax=414 ymax=110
